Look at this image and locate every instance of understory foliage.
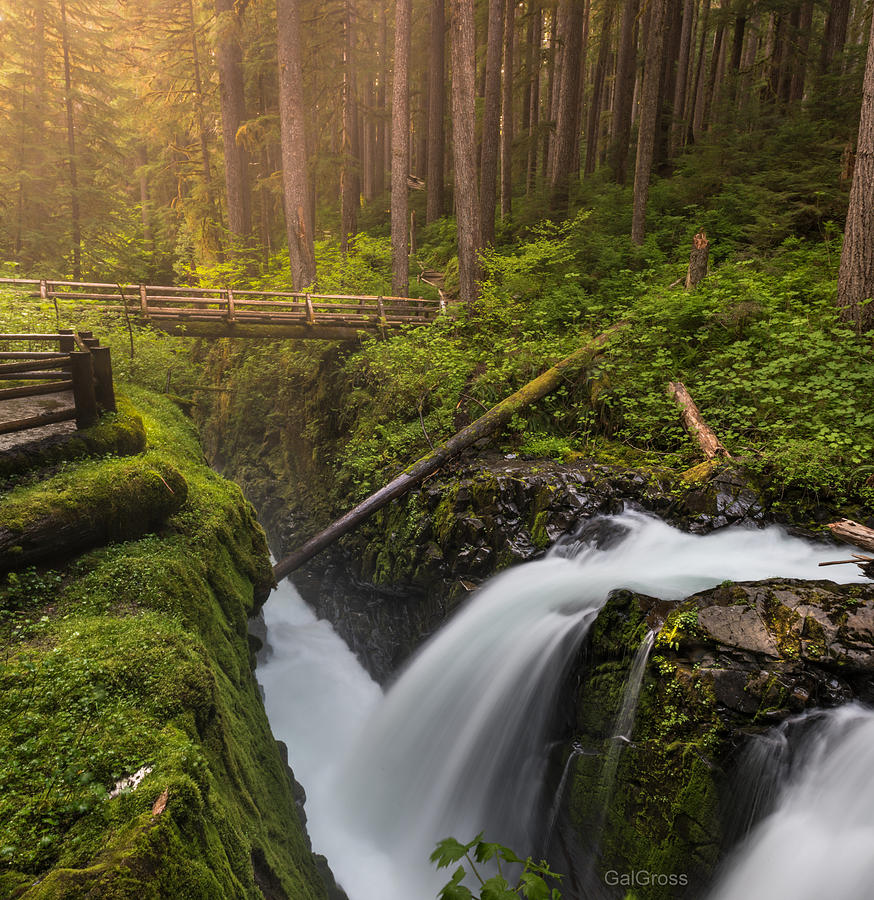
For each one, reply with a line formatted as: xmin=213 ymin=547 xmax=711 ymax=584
xmin=431 ymin=835 xmax=562 ymax=900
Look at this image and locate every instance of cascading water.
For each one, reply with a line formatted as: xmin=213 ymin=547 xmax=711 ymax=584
xmin=707 ymin=704 xmax=874 ymax=900
xmin=256 ymin=509 xmax=867 ymax=900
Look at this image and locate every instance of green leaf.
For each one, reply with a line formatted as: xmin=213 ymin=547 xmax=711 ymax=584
xmin=431 ymin=836 xmax=478 ymax=869
xmin=438 ymin=866 xmax=475 ymax=900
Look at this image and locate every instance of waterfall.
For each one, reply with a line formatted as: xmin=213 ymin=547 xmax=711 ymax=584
xmin=257 ymin=510 xmax=866 ymax=900
xmin=707 ymin=704 xmax=874 ymax=900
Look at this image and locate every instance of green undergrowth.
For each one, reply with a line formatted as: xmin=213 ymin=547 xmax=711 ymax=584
xmin=0 ymin=389 xmax=330 ymax=899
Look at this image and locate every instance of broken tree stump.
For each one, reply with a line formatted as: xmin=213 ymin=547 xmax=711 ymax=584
xmin=272 ymin=323 xmax=626 ymax=581
xmin=685 ymin=230 xmax=709 ymax=290
xmin=668 ymin=381 xmax=731 ymax=460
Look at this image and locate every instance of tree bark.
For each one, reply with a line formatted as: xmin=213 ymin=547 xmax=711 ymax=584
xmin=391 ymin=0 xmax=412 ymax=294
xmin=277 ymin=0 xmax=317 ymax=289
xmin=480 ymin=0 xmax=505 ymax=245
xmin=501 ymin=0 xmax=516 ymax=219
xmin=790 ymin=0 xmax=813 ymax=102
xmin=550 ymin=0 xmax=586 ymax=204
xmin=450 ymin=0 xmax=482 ymax=303
xmin=526 ymin=3 xmax=542 ymax=192
xmin=610 ymin=0 xmax=641 ymax=182
xmin=827 ymin=519 xmax=874 ymax=554
xmin=820 ymin=0 xmax=851 ymax=75
xmin=685 ymin=229 xmax=709 ymax=288
xmin=426 ymin=0 xmax=446 ymax=222
xmin=837 ymin=14 xmax=874 ymax=331
xmin=686 ymin=0 xmax=710 ymax=144
xmin=668 ymin=381 xmax=731 ymax=459
xmin=215 ymin=0 xmax=253 ymax=245
xmin=341 ymin=0 xmax=359 ymax=252
xmin=273 ymin=323 xmax=625 ymax=580
xmin=585 ymin=0 xmax=616 ymax=177
xmin=59 ymin=0 xmax=81 ymax=280
xmin=631 ymin=0 xmax=667 ymax=244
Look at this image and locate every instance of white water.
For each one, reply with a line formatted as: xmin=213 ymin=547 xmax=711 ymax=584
xmin=708 ymin=705 xmax=874 ymax=900
xmin=256 ymin=510 xmax=867 ymax=900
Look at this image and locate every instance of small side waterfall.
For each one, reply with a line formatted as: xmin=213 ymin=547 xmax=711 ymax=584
xmin=257 ymin=510 xmax=867 ymax=900
xmin=708 ymin=704 xmax=874 ymax=900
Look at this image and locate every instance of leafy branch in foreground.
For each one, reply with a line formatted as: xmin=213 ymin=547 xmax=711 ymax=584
xmin=430 ymin=834 xmax=563 ymax=900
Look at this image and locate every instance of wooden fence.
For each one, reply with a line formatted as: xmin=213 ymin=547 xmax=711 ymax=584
xmin=0 ymin=330 xmax=116 ymax=437
xmin=0 ymin=278 xmax=443 ymax=335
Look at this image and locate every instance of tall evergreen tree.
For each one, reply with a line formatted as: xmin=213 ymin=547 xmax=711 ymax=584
xmin=837 ymin=14 xmax=874 ymax=330
xmin=277 ymin=0 xmax=316 ymax=288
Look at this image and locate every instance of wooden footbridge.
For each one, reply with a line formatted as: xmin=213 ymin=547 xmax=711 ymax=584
xmin=0 ymin=278 xmax=444 ymax=340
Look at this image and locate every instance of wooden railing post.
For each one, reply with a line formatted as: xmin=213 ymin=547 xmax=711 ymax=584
xmin=139 ymin=284 xmax=149 ymax=319
xmin=90 ymin=346 xmax=116 ymax=412
xmin=69 ymin=350 xmax=98 ymax=428
xmin=58 ymin=328 xmax=75 ymax=352
xmin=226 ymin=288 xmax=236 ymax=323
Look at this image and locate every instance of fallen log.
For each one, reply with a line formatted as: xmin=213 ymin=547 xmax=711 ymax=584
xmin=273 ymin=323 xmax=625 ymax=582
xmin=668 ymin=381 xmax=731 ymax=460
xmin=826 ymin=519 xmax=874 ymax=554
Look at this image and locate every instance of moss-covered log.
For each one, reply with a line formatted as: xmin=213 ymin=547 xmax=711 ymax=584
xmin=273 ymin=323 xmax=625 ymax=580
xmin=0 ymin=458 xmax=187 ymax=573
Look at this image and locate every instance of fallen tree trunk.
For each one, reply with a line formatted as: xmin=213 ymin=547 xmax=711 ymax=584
xmin=827 ymin=519 xmax=874 ymax=554
xmin=273 ymin=323 xmax=625 ymax=581
xmin=668 ymin=381 xmax=731 ymax=460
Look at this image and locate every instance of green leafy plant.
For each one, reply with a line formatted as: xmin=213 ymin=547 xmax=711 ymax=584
xmin=431 ymin=834 xmax=563 ymax=900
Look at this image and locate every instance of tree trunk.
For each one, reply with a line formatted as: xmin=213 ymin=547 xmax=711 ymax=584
xmin=526 ymin=3 xmax=542 ymax=192
xmin=610 ymin=0 xmax=641 ymax=182
xmin=480 ymin=0 xmax=505 ymax=245
xmin=374 ymin=7 xmax=388 ymax=196
xmin=273 ymin=323 xmax=625 ymax=580
xmin=550 ymin=0 xmax=585 ymax=204
xmin=188 ymin=0 xmax=222 ymax=257
xmin=426 ymin=0 xmax=446 ymax=222
xmin=686 ymin=0 xmax=710 ymax=144
xmin=790 ymin=0 xmax=813 ymax=102
xmin=59 ymin=0 xmax=81 ymax=280
xmin=631 ymin=0 xmax=667 ymax=244
xmin=585 ymin=0 xmax=616 ymax=176
xmin=669 ymin=0 xmax=694 ymax=154
xmin=543 ymin=3 xmax=559 ymax=180
xmin=451 ymin=0 xmax=482 ymax=303
xmin=215 ymin=0 xmax=253 ymax=246
xmin=277 ymin=0 xmax=317 ymax=289
xmin=341 ymin=0 xmax=359 ymax=252
xmin=827 ymin=519 xmax=874 ymax=554
xmin=668 ymin=381 xmax=731 ymax=459
xmin=501 ymin=0 xmax=516 ymax=219
xmin=685 ymin=229 xmax=709 ymax=288
xmin=837 ymin=14 xmax=874 ymax=331
xmin=392 ymin=0 xmax=412 ymax=294
xmin=820 ymin=0 xmax=851 ymax=75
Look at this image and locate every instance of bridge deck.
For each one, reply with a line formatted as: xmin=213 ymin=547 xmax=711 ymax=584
xmin=0 ymin=278 xmax=443 ymax=339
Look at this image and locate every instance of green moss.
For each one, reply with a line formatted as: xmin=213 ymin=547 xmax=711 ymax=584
xmin=0 ymin=390 xmax=325 ymax=899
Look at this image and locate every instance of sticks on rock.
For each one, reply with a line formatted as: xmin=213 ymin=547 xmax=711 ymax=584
xmin=668 ymin=381 xmax=731 ymax=460
xmin=273 ymin=323 xmax=626 ymax=582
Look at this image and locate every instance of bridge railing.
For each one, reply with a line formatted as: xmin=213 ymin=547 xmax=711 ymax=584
xmin=0 ymin=278 xmax=444 ymax=329
xmin=0 ymin=330 xmax=116 ymax=437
